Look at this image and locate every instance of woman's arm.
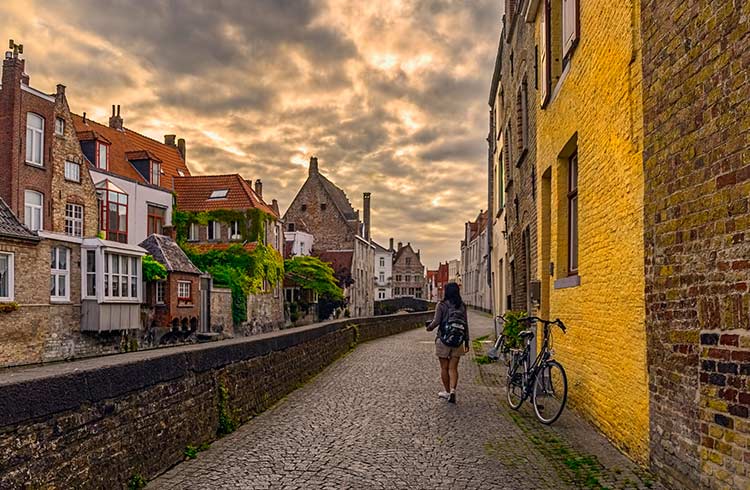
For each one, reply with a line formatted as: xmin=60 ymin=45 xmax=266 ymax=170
xmin=426 ymin=303 xmax=444 ymax=331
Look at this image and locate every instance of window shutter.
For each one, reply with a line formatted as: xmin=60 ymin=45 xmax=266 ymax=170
xmin=563 ymin=0 xmax=580 ymax=57
xmin=540 ymin=0 xmax=551 ymax=106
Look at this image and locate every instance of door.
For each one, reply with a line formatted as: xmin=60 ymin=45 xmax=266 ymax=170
xmin=200 ymin=276 xmax=211 ymax=332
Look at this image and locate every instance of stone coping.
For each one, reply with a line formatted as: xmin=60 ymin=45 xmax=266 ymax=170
xmin=0 ymin=311 xmax=432 ymax=428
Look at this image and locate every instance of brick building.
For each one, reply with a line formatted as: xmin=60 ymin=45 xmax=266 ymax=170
xmin=435 ymin=261 xmax=450 ymax=301
xmin=173 ymin=174 xmax=285 ymax=333
xmin=283 ymin=157 xmax=374 ymax=317
xmin=461 ymin=210 xmax=491 ymax=311
xmin=391 ymin=241 xmax=425 ymax=299
xmin=642 ymin=1 xmax=750 ymax=487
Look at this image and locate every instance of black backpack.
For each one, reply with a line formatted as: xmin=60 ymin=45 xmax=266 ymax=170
xmin=439 ymin=303 xmax=467 ymax=348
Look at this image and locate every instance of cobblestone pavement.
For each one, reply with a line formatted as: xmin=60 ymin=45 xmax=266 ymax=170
xmin=152 ymin=311 xmax=660 ymax=489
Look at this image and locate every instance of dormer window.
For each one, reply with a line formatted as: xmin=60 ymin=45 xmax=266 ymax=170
xmin=209 ymin=189 xmax=228 ymax=199
xmin=97 ymin=141 xmax=109 ymax=170
xmin=150 ymin=161 xmax=161 ymax=186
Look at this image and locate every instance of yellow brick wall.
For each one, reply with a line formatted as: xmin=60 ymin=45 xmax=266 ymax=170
xmin=534 ymin=0 xmax=648 ymax=462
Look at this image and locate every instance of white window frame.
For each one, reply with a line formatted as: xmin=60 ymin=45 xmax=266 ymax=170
xmin=50 ymin=246 xmax=70 ymax=302
xmin=98 ymin=142 xmax=109 ymax=170
xmin=209 ymin=189 xmax=228 ymax=199
xmin=150 ymin=161 xmax=161 ymax=186
xmin=155 ymin=280 xmax=166 ymax=305
xmin=65 ymin=203 xmax=83 ymax=237
xmin=64 ymin=161 xmax=81 ymax=183
xmin=379 ymin=257 xmax=385 ymax=267
xmin=230 ymin=221 xmax=241 ymax=240
xmin=0 ymin=252 xmax=14 ymax=302
xmin=55 ymin=117 xmax=65 ymax=136
xmin=177 ymin=281 xmax=192 ymax=301
xmin=24 ymin=190 xmax=43 ymax=231
xmin=103 ymin=252 xmax=140 ymax=301
xmin=83 ymin=250 xmax=96 ymax=299
xmin=26 ymin=113 xmax=44 ymax=166
xmin=188 ymin=223 xmax=199 ymax=242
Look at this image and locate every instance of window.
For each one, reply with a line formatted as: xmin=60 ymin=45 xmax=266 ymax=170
xmin=24 ymin=190 xmax=43 ymax=231
xmin=150 ymin=162 xmax=161 ymax=186
xmin=103 ymin=253 xmax=139 ymax=300
xmin=395 ymin=274 xmax=402 ymax=282
xmin=287 ymin=223 xmax=295 ymax=232
xmin=188 ymin=223 xmax=199 ymax=241
xmin=0 ymin=253 xmax=14 ymax=301
xmin=101 ymin=186 xmax=128 ymax=243
xmin=50 ymin=247 xmax=70 ymax=302
xmin=379 ymin=272 xmax=385 ymax=283
xmin=568 ymin=151 xmax=579 ymax=274
xmin=97 ymin=142 xmax=109 ymax=170
xmin=85 ymin=250 xmax=96 ymax=298
xmin=301 ymin=204 xmax=307 ymax=212
xmin=178 ymin=281 xmax=192 ymax=302
xmin=379 ymin=257 xmax=385 ymax=267
xmin=209 ymin=189 xmax=228 ymax=199
xmin=55 ymin=117 xmax=65 ymax=136
xmin=147 ymin=205 xmax=166 ymax=236
xmin=321 ymin=203 xmax=327 ymax=211
xmin=177 ymin=169 xmax=185 ymax=177
xmin=156 ymin=281 xmax=165 ymax=304
xmin=207 ymin=220 xmax=219 ymax=241
xmin=562 ymin=0 xmax=580 ymax=66
xmin=405 ymin=258 xmax=411 ymax=265
xmin=26 ymin=113 xmax=44 ymax=166
xmin=519 ymin=79 xmax=529 ymax=157
xmin=64 ymin=161 xmax=80 ymax=182
xmin=230 ymin=221 xmax=241 ymax=240
xmin=65 ymin=203 xmax=83 ymax=237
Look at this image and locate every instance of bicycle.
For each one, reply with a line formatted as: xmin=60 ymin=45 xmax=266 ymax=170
xmin=505 ymin=316 xmax=568 ymax=425
xmin=487 ymin=313 xmax=511 ymax=364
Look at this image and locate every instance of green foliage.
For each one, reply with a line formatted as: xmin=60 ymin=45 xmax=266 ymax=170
xmin=184 ymin=445 xmax=199 ymax=459
xmin=127 ymin=474 xmax=146 ymax=490
xmin=284 ymin=256 xmax=343 ymax=301
xmin=502 ymin=310 xmax=528 ymax=349
xmin=0 ymin=302 xmax=19 ymax=314
xmin=217 ymin=383 xmax=239 ymax=436
xmin=184 ymin=243 xmax=284 ymax=325
xmin=174 ymin=208 xmax=274 ymax=245
xmin=142 ymin=255 xmax=167 ymax=282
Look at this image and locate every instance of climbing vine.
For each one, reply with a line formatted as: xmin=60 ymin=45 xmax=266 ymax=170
xmin=142 ymin=255 xmax=167 ymax=282
xmin=174 ymin=208 xmax=274 ymax=245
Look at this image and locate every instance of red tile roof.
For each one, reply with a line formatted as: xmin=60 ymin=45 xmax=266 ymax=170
xmin=173 ymin=174 xmax=278 ymax=217
xmin=72 ymin=114 xmax=191 ymax=190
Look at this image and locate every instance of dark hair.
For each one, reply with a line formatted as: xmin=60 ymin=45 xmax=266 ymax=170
xmin=443 ymin=282 xmax=464 ymax=308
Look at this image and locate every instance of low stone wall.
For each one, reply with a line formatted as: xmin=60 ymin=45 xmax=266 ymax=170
xmin=0 ymin=311 xmax=432 ymax=489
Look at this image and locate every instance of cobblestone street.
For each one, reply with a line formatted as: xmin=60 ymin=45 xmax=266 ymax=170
xmin=153 ymin=311 xmax=659 ymax=489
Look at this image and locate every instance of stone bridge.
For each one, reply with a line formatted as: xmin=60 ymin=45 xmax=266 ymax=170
xmin=0 ymin=311 xmax=658 ymax=489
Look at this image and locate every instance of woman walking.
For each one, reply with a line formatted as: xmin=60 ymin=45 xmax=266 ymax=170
xmin=426 ymin=282 xmax=469 ymax=403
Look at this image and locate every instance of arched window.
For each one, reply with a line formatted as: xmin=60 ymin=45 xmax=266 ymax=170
xmin=26 ymin=113 xmax=44 ymax=166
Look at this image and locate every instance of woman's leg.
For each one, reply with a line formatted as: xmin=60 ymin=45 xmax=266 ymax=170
xmin=448 ymin=356 xmax=461 ymax=391
xmin=439 ymin=357 xmax=450 ymax=392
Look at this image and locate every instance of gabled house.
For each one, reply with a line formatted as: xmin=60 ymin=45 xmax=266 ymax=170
xmin=461 ymin=210 xmax=491 ymax=311
xmin=391 ymin=241 xmax=425 ymax=299
xmin=72 ymin=107 xmax=191 ymax=245
xmin=373 ymin=239 xmax=393 ymax=301
xmin=139 ymin=234 xmax=204 ymax=336
xmin=173 ymin=173 xmax=284 ymax=332
xmin=283 ymin=157 xmax=374 ymax=317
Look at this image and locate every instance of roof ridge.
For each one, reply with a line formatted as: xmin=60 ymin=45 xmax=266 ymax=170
xmin=155 ymin=234 xmax=174 ymax=271
xmin=73 ymin=113 xmax=182 ymax=155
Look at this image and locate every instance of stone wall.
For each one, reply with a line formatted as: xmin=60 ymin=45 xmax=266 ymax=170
xmin=241 ymin=289 xmax=285 ymax=335
xmin=641 ymin=1 xmax=750 ymax=487
xmin=0 ymin=311 xmax=432 ymax=488
xmin=210 ymin=287 xmax=233 ymax=335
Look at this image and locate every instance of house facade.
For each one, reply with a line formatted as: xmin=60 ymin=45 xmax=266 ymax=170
xmin=373 ymin=240 xmax=393 ymax=301
xmin=283 ymin=157 xmax=374 ymax=317
xmin=0 ymin=50 xmax=146 ymax=366
xmin=461 ymin=210 xmax=491 ymax=311
xmin=425 ymin=270 xmax=438 ymax=302
xmin=391 ymin=242 xmax=425 ymax=299
xmin=173 ymin=174 xmax=285 ymax=333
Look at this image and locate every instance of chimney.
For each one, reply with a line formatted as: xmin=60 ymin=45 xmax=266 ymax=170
xmin=164 ymin=134 xmax=176 ymax=146
xmin=309 ymin=156 xmax=318 ymax=175
xmin=109 ymin=104 xmax=123 ymax=130
xmin=363 ymin=192 xmax=371 ymax=240
xmin=254 ymin=179 xmax=263 ymax=198
xmin=271 ymin=199 xmax=280 ymax=215
xmin=177 ymin=138 xmax=186 ymax=161
xmin=389 ymin=238 xmax=394 ymax=251
xmin=56 ymin=84 xmax=65 ymax=96
xmin=398 ymin=242 xmax=403 ymax=250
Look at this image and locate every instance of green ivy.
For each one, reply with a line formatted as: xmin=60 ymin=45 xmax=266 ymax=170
xmin=217 ymin=382 xmax=238 ymax=436
xmin=174 ymin=208 xmax=274 ymax=245
xmin=142 ymin=255 xmax=167 ymax=282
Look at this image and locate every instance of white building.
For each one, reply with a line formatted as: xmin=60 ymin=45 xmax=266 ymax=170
xmin=373 ymin=241 xmax=393 ymax=300
xmin=284 ymin=231 xmax=314 ymax=257
xmin=448 ymin=259 xmax=461 ymax=285
xmin=461 ymin=210 xmax=492 ymax=311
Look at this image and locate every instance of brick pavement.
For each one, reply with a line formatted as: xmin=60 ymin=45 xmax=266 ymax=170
xmin=152 ymin=311 xmax=660 ymax=489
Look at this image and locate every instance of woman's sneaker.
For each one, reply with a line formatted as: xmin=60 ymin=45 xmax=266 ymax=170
xmin=438 ymin=391 xmax=450 ymax=400
xmin=448 ymin=391 xmax=456 ymax=403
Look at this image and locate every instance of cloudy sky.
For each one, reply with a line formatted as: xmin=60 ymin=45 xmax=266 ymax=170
xmin=0 ymin=0 xmax=501 ymax=268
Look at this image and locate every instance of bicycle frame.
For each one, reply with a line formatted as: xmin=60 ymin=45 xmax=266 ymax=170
xmin=507 ymin=319 xmax=562 ymax=399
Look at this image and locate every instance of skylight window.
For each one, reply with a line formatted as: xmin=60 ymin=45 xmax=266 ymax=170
xmin=177 ymin=170 xmax=185 ymax=177
xmin=209 ymin=189 xmax=228 ymax=199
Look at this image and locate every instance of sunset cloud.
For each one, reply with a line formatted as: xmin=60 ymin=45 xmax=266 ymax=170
xmin=0 ymin=0 xmax=500 ymax=267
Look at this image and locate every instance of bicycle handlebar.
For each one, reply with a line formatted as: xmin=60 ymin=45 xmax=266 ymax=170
xmin=496 ymin=314 xmax=567 ymax=333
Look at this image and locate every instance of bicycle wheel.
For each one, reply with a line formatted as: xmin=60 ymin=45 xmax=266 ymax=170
xmin=506 ymin=358 xmax=525 ymax=410
xmin=532 ymin=360 xmax=568 ymax=424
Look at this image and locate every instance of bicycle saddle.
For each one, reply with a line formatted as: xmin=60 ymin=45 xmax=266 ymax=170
xmin=518 ymin=330 xmax=534 ymax=339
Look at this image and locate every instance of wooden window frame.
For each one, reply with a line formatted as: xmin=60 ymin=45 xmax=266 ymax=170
xmin=96 ymin=141 xmax=109 ymax=171
xmin=50 ymin=246 xmax=70 ymax=302
xmin=102 ymin=189 xmax=128 ymax=243
xmin=567 ymin=150 xmax=579 ymax=275
xmin=147 ymin=204 xmax=166 ymax=236
xmin=540 ymin=0 xmax=552 ymax=107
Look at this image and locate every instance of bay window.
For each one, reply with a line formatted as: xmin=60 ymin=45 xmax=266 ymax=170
xmin=50 ymin=246 xmax=70 ymax=302
xmin=26 ymin=113 xmax=44 ymax=166
xmin=103 ymin=253 xmax=139 ymax=300
xmin=98 ymin=181 xmax=128 ymax=243
xmin=85 ymin=250 xmax=96 ymax=298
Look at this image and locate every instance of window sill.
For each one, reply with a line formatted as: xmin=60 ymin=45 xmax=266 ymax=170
xmin=25 ymin=161 xmax=45 ymax=169
xmin=64 ymin=178 xmax=81 ymax=184
xmin=50 ymin=299 xmax=71 ymax=304
xmin=554 ymin=275 xmax=581 ymax=290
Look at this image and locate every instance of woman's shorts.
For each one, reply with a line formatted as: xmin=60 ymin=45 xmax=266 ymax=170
xmin=435 ymin=337 xmax=465 ymax=358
